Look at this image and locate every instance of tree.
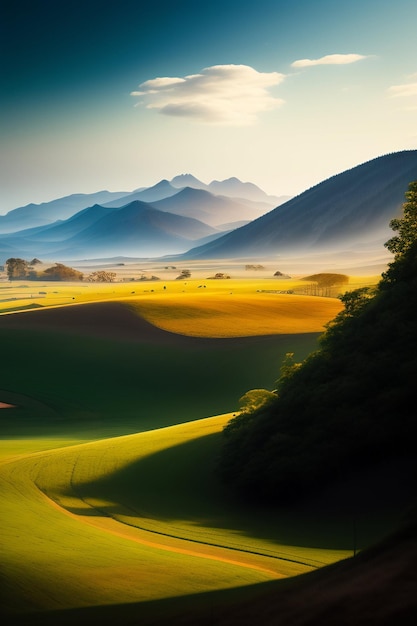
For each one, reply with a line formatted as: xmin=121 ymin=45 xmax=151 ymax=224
xmin=301 ymin=273 xmax=349 ymax=297
xmin=86 ymin=271 xmax=117 ymax=282
xmin=41 ymin=263 xmax=84 ymax=281
xmin=176 ymin=269 xmax=191 ymax=279
xmin=238 ymin=389 xmax=276 ymax=415
xmin=5 ymin=258 xmax=29 ymax=280
xmin=384 ymin=181 xmax=417 ymax=257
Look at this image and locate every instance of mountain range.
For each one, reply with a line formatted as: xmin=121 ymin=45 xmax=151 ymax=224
xmin=0 ymin=151 xmax=416 ymax=264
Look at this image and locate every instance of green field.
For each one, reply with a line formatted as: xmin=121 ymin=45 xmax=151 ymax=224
xmin=0 ymin=279 xmax=401 ymax=624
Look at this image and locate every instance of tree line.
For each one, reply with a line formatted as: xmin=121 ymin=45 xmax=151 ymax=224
xmin=5 ymin=258 xmax=116 ymax=282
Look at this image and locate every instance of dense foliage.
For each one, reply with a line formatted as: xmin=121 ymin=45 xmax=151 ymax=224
xmin=219 ymin=181 xmax=417 ymax=503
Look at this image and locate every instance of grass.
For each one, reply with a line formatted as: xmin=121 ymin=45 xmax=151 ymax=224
xmin=1 ymin=414 xmax=403 ymax=620
xmin=0 ymin=416 xmax=346 ymax=616
xmin=0 ymin=272 xmax=397 ymax=623
xmin=1 ymin=449 xmax=273 ymax=617
xmin=0 ymin=325 xmax=319 ymax=436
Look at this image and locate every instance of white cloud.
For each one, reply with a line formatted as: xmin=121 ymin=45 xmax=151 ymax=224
xmin=131 ymin=64 xmax=285 ymax=125
xmin=387 ymin=75 xmax=417 ymax=111
xmin=291 ymin=53 xmax=368 ymax=68
xmin=387 ymin=81 xmax=417 ymax=99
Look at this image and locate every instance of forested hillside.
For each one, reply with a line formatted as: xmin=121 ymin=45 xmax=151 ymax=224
xmin=219 ymin=181 xmax=417 ymax=503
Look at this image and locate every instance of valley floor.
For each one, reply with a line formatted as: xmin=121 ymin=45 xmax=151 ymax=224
xmin=1 ymin=270 xmax=412 ymax=625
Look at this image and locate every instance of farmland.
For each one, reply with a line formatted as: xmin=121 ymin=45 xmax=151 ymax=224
xmin=1 ymin=271 xmax=401 ymax=625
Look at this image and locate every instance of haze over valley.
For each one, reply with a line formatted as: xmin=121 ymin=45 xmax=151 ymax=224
xmin=1 ymin=151 xmax=415 ymax=267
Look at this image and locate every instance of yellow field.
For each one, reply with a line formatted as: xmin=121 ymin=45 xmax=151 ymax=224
xmin=0 ymin=275 xmax=379 ymax=336
xmin=128 ymin=291 xmax=344 ymax=336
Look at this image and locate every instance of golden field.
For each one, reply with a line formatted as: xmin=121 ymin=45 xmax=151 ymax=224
xmin=0 ymin=274 xmax=379 ymax=336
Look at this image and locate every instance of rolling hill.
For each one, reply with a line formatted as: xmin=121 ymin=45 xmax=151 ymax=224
xmin=182 ymin=151 xmax=417 ymax=259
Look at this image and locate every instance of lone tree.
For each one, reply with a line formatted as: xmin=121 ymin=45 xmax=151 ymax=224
xmin=176 ymin=269 xmax=191 ymax=280
xmin=301 ymin=273 xmax=349 ymax=296
xmin=5 ymin=258 xmax=29 ymax=280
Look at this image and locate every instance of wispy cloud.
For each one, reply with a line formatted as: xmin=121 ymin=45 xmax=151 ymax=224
xmin=131 ymin=64 xmax=285 ymax=125
xmin=291 ymin=53 xmax=368 ymax=68
xmin=387 ymin=74 xmax=417 ymax=99
xmin=387 ymin=74 xmax=417 ymax=110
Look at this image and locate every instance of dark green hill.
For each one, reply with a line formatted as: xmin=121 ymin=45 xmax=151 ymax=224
xmin=219 ymin=181 xmax=417 ymax=504
xmin=0 ymin=301 xmax=318 ymax=435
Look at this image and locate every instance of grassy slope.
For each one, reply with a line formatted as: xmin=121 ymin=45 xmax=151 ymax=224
xmin=1 ymin=278 xmax=405 ymax=624
xmin=0 ymin=418 xmax=275 ymax=616
xmin=1 ymin=415 xmax=413 ymax=625
xmin=0 ymin=414 xmax=354 ymax=618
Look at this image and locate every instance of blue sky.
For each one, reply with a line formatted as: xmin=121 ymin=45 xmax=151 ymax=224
xmin=1 ymin=0 xmax=416 ymax=213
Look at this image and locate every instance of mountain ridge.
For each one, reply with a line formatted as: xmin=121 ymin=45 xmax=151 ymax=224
xmin=181 ymin=150 xmax=417 ymax=259
xmin=0 ymin=200 xmax=221 ymax=260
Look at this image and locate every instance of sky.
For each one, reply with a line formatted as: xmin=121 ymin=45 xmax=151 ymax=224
xmin=1 ymin=0 xmax=416 ymax=214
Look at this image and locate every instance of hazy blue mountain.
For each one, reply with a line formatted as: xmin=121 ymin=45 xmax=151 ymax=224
xmin=169 ymin=174 xmax=289 ymax=207
xmin=151 ymin=187 xmax=269 ymax=227
xmin=103 ymin=180 xmax=179 ymax=207
xmin=0 ymin=200 xmax=222 ymax=261
xmin=0 ymin=175 xmax=286 ymax=241
xmin=170 ymin=174 xmax=208 ymax=190
xmin=0 ymin=205 xmax=121 ymax=260
xmin=208 ymin=177 xmax=289 ymax=206
xmin=63 ymin=200 xmax=220 ymax=258
xmin=25 ymin=205 xmax=119 ymax=242
xmin=0 ymin=190 xmax=129 ymax=233
xmin=182 ymin=151 xmax=417 ymax=259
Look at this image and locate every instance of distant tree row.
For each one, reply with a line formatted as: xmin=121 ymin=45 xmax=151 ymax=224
xmin=5 ymin=258 xmax=116 ymax=282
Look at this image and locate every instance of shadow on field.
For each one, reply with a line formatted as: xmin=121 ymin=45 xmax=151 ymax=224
xmin=70 ymin=431 xmax=409 ymax=554
xmin=3 ymin=520 xmax=417 ymax=626
xmin=0 ymin=302 xmax=320 ymax=435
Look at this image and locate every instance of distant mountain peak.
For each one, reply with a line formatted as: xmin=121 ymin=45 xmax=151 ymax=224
xmin=170 ymin=174 xmax=207 ymax=190
xmin=215 ymin=176 xmax=241 ymax=183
